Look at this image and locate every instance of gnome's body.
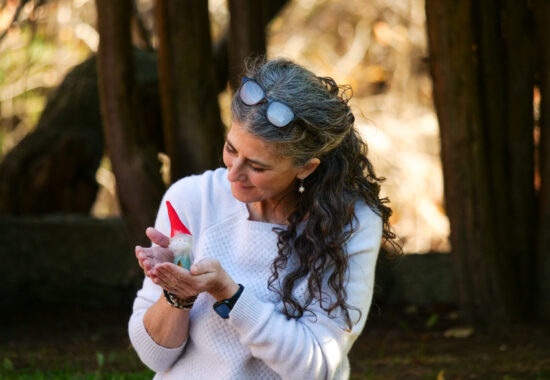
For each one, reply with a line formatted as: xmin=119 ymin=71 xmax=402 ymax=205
xmin=166 ymin=201 xmax=193 ymax=270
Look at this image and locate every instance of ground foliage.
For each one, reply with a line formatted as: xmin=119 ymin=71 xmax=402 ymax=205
xmin=1 ymin=306 xmax=548 ymax=380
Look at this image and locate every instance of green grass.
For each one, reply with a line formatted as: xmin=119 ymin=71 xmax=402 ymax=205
xmin=0 ymin=369 xmax=154 ymax=380
xmin=1 ymin=349 xmax=154 ymax=380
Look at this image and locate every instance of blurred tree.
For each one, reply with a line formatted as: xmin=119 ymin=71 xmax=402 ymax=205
xmin=534 ymin=0 xmax=550 ymax=320
xmin=0 ymin=51 xmax=162 ymax=216
xmin=0 ymin=57 xmax=103 ymax=215
xmin=0 ymin=0 xmax=290 ymax=244
xmin=426 ymin=0 xmax=549 ymax=323
xmin=156 ymin=0 xmax=288 ymax=181
xmin=226 ymin=0 xmax=287 ymax=90
xmin=213 ymin=0 xmax=288 ymax=92
xmin=96 ymin=0 xmax=165 ymax=246
xmin=227 ymin=0 xmax=267 ymax=90
xmin=155 ymin=0 xmax=225 ymax=182
xmin=94 ymin=0 xmax=288 ymax=243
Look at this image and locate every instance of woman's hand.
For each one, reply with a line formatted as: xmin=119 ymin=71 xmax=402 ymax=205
xmin=135 ymin=227 xmax=175 ymax=277
xmin=151 ymin=258 xmax=239 ymax=301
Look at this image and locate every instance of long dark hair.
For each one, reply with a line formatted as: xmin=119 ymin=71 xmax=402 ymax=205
xmin=231 ymin=57 xmax=399 ymax=329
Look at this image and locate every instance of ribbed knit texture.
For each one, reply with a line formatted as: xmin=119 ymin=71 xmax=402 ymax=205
xmin=128 ymin=168 xmax=382 ymax=380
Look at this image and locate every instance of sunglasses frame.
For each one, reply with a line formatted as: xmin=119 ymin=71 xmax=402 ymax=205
xmin=239 ymin=77 xmax=296 ymax=128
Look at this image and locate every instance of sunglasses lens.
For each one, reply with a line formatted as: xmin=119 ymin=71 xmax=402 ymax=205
xmin=267 ymin=101 xmax=294 ymax=127
xmin=240 ymin=80 xmax=265 ymax=105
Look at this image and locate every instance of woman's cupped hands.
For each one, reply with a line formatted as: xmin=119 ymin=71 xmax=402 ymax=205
xmin=135 ymin=227 xmax=175 ymax=277
xmin=135 ymin=227 xmax=238 ymax=301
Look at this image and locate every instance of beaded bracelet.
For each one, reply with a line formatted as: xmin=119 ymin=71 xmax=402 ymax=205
xmin=163 ymin=290 xmax=197 ymax=309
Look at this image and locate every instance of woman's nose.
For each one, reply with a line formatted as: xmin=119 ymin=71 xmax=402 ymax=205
xmin=227 ymin=158 xmax=245 ymax=182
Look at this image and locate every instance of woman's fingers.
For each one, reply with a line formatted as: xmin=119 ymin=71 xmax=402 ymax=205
xmin=152 ymin=263 xmax=179 ymax=287
xmin=146 ymin=227 xmax=171 ymax=248
xmin=135 ymin=229 xmax=173 ymax=279
xmin=153 ymin=246 xmax=175 ymax=264
xmin=151 ymin=260 xmax=236 ymax=301
xmin=136 ymin=245 xmax=174 ymax=268
xmin=135 ymin=246 xmax=154 ymax=273
xmin=135 ymin=246 xmax=144 ymax=268
xmin=135 ymin=246 xmax=159 ymax=277
xmin=189 ymin=258 xmax=235 ymax=299
xmin=148 ymin=257 xmax=236 ymax=302
xmin=190 ymin=258 xmax=220 ymax=275
xmin=152 ymin=263 xmax=197 ymax=297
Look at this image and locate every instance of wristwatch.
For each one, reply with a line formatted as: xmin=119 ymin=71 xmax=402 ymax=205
xmin=213 ymin=284 xmax=244 ymax=319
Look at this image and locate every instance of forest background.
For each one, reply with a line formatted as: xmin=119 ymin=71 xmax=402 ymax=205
xmin=0 ymin=0 xmax=445 ymax=253
xmin=1 ymin=0 xmax=549 ymax=379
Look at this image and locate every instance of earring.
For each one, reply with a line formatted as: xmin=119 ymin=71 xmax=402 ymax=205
xmin=298 ymin=179 xmax=305 ymax=194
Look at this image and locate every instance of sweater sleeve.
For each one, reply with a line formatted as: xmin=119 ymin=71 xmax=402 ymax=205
xmin=127 ymin=177 xmax=200 ymax=373
xmin=128 ymin=277 xmax=187 ymax=373
xmin=228 ymin=203 xmax=383 ymax=380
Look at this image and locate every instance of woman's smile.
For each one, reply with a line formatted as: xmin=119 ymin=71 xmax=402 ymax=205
xmin=235 ymin=182 xmax=254 ymax=190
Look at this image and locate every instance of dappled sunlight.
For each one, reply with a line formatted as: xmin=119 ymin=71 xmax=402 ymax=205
xmin=357 ymin=111 xmax=449 ymax=253
xmin=0 ymin=0 xmax=96 ymax=153
xmin=267 ymin=0 xmax=449 ymax=253
xmin=0 ymin=0 xmax=449 ymax=253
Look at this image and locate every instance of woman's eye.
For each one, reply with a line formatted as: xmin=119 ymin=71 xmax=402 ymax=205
xmin=224 ymin=143 xmax=236 ymax=154
xmin=251 ymin=166 xmax=265 ymax=172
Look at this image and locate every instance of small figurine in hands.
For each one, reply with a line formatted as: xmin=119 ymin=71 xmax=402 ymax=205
xmin=166 ymin=200 xmax=192 ymax=270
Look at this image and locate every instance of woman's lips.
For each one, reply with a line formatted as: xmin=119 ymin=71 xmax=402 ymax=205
xmin=235 ymin=182 xmax=254 ymax=190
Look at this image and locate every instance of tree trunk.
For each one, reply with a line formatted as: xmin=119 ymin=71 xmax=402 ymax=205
xmin=228 ymin=0 xmax=268 ymax=90
xmin=96 ymin=0 xmax=165 ymax=246
xmin=534 ymin=0 xmax=550 ymax=320
xmin=0 ymin=57 xmax=102 ymax=215
xmin=156 ymin=0 xmax=225 ymax=183
xmin=0 ymin=50 xmax=164 ymax=217
xmin=214 ymin=0 xmax=289 ymax=92
xmin=426 ymin=0 xmax=536 ymax=324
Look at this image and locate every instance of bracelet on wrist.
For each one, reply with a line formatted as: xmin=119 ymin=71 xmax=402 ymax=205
xmin=163 ymin=289 xmax=196 ymax=309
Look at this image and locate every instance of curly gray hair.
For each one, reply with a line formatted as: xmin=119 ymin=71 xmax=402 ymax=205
xmin=230 ymin=56 xmax=398 ymax=329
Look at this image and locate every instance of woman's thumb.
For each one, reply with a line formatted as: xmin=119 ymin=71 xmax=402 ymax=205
xmin=190 ymin=261 xmax=206 ymax=275
xmin=190 ymin=258 xmax=216 ymax=275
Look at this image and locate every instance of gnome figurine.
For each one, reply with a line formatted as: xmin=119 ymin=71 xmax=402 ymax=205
xmin=166 ymin=200 xmax=192 ymax=270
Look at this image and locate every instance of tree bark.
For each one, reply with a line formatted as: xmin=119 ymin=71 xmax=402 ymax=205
xmin=228 ymin=0 xmax=267 ymax=90
xmin=214 ymin=0 xmax=289 ymax=92
xmin=96 ymin=0 xmax=165 ymax=246
xmin=426 ymin=0 xmax=536 ymax=324
xmin=156 ymin=0 xmax=226 ymax=182
xmin=534 ymin=0 xmax=550 ymax=320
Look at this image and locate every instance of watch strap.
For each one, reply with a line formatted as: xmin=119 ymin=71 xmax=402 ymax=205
xmin=213 ymin=284 xmax=244 ymax=319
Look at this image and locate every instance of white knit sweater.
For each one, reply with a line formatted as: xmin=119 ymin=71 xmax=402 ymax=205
xmin=128 ymin=168 xmax=382 ymax=380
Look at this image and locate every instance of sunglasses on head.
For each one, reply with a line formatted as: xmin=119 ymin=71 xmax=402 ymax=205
xmin=239 ymin=77 xmax=295 ymax=128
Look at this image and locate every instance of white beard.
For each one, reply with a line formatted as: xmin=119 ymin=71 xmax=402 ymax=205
xmin=169 ymin=234 xmax=192 ymax=255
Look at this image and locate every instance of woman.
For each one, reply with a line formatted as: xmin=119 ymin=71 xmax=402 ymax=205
xmin=130 ymin=57 xmax=396 ymax=380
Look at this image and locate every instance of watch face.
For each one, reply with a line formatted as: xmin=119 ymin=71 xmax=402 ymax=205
xmin=214 ymin=302 xmax=231 ymax=319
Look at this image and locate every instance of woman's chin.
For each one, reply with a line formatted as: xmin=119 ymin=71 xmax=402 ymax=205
xmin=230 ymin=183 xmax=260 ymax=203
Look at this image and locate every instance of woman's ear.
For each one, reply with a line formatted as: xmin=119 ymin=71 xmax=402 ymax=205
xmin=297 ymin=158 xmax=321 ymax=180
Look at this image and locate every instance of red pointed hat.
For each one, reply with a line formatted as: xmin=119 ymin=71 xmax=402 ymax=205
xmin=166 ymin=201 xmax=191 ymax=237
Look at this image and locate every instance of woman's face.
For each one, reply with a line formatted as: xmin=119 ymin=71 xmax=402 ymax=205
xmin=223 ymin=121 xmax=306 ymax=204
